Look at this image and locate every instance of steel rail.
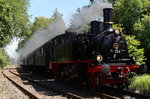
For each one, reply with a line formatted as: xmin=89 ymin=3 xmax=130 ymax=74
xmin=9 ymin=70 xmax=85 ymax=99
xmin=2 ymin=70 xmax=39 ymax=99
xmin=101 ymin=86 xmax=150 ymax=99
xmin=9 ymin=69 xmax=126 ymax=99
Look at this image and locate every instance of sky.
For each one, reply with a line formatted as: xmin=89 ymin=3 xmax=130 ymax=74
xmin=5 ymin=0 xmax=90 ymax=58
xmin=29 ymin=0 xmax=90 ymax=25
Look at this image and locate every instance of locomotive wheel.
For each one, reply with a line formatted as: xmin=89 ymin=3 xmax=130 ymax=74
xmin=116 ymin=77 xmax=129 ymax=89
xmin=88 ymin=74 xmax=96 ymax=90
xmin=88 ymin=74 xmax=99 ymax=90
xmin=54 ymin=72 xmax=63 ymax=81
xmin=116 ymin=85 xmax=125 ymax=89
xmin=137 ymin=64 xmax=147 ymax=74
xmin=116 ymin=83 xmax=128 ymax=89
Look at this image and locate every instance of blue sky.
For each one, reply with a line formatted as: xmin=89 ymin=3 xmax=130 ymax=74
xmin=6 ymin=0 xmax=90 ymax=58
xmin=29 ymin=0 xmax=90 ymax=25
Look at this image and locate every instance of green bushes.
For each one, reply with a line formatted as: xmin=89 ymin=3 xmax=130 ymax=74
xmin=0 ymin=48 xmax=10 ymax=68
xmin=125 ymin=35 xmax=146 ymax=65
xmin=129 ymin=74 xmax=150 ymax=94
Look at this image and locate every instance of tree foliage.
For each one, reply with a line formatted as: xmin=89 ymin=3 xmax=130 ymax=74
xmin=0 ymin=48 xmax=10 ymax=68
xmin=113 ymin=0 xmax=141 ymax=34
xmin=89 ymin=0 xmax=96 ymax=4
xmin=31 ymin=9 xmax=62 ymax=34
xmin=32 ymin=17 xmax=53 ymax=32
xmin=52 ymin=8 xmax=63 ymax=19
xmin=134 ymin=15 xmax=150 ymax=52
xmin=134 ymin=15 xmax=150 ymax=67
xmin=113 ymin=0 xmax=150 ymax=34
xmin=0 ymin=0 xmax=30 ymax=47
xmin=125 ymin=35 xmax=146 ymax=65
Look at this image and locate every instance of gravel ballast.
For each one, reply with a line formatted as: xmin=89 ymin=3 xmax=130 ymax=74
xmin=0 ymin=69 xmax=29 ymax=99
xmin=0 ymin=69 xmax=67 ymax=99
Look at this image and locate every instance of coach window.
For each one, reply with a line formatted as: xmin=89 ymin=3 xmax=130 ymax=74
xmin=55 ymin=40 xmax=57 ymax=46
xmin=37 ymin=50 xmax=39 ymax=55
xmin=59 ymin=37 xmax=62 ymax=44
xmin=41 ymin=48 xmax=44 ymax=56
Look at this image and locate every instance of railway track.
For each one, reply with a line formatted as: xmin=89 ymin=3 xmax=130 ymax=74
xmin=122 ymin=89 xmax=150 ymax=99
xmin=4 ymin=68 xmax=149 ymax=99
xmin=2 ymin=69 xmax=69 ymax=99
xmin=96 ymin=85 xmax=150 ymax=99
xmin=58 ymin=73 xmax=150 ymax=99
xmin=9 ymin=70 xmax=86 ymax=99
xmin=2 ymin=70 xmax=39 ymax=99
xmin=4 ymin=68 xmax=121 ymax=99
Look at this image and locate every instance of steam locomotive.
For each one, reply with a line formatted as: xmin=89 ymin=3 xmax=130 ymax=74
xmin=21 ymin=8 xmax=139 ymax=89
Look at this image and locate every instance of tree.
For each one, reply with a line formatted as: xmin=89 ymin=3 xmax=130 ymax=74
xmin=52 ymin=8 xmax=63 ymax=19
xmin=113 ymin=0 xmax=150 ymax=34
xmin=89 ymin=0 xmax=96 ymax=4
xmin=0 ymin=0 xmax=30 ymax=47
xmin=134 ymin=15 xmax=150 ymax=70
xmin=32 ymin=17 xmax=53 ymax=33
xmin=134 ymin=15 xmax=150 ymax=52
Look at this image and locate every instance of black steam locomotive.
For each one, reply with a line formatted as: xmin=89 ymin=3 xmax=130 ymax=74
xmin=21 ymin=8 xmax=139 ymax=89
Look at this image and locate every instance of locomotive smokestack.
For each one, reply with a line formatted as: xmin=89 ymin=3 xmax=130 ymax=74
xmin=90 ymin=21 xmax=103 ymax=34
xmin=103 ymin=8 xmax=113 ymax=30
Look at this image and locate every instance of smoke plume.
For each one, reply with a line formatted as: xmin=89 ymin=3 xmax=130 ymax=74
xmin=70 ymin=1 xmax=112 ymax=29
xmin=19 ymin=17 xmax=65 ymax=60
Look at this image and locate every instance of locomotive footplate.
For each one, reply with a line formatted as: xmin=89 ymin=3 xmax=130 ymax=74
xmin=100 ymin=79 xmax=126 ymax=85
xmin=98 ymin=73 xmax=127 ymax=85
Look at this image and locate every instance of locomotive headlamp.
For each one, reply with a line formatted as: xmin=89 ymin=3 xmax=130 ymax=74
xmin=131 ymin=55 xmax=137 ymax=61
xmin=113 ymin=43 xmax=119 ymax=49
xmin=115 ymin=29 xmax=120 ymax=35
xmin=96 ymin=55 xmax=103 ymax=62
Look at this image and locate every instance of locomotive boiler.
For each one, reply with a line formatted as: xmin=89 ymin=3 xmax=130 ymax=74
xmin=21 ymin=8 xmax=139 ymax=90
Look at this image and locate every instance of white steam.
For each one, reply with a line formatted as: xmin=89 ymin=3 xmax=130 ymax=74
xmin=19 ymin=17 xmax=65 ymax=60
xmin=71 ymin=1 xmax=112 ymax=29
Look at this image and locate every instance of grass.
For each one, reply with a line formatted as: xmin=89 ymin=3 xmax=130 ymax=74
xmin=0 ymin=86 xmax=3 ymax=98
xmin=129 ymin=74 xmax=150 ymax=95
